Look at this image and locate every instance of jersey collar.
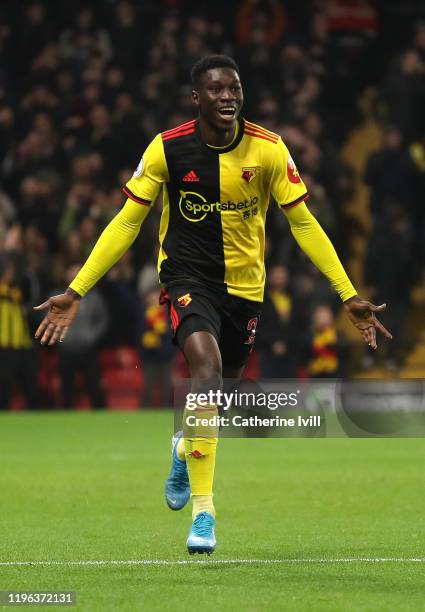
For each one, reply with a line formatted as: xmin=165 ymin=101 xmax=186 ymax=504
xmin=195 ymin=117 xmax=245 ymax=154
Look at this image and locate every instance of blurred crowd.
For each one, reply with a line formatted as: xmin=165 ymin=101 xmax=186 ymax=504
xmin=0 ymin=0 xmax=424 ymax=408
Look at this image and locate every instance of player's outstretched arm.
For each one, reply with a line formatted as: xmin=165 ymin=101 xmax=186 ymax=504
xmin=283 ymin=202 xmax=392 ymax=349
xmin=34 ymin=199 xmax=150 ymax=345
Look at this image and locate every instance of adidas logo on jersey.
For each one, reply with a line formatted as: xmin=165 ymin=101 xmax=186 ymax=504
xmin=182 ymin=170 xmax=200 ymax=182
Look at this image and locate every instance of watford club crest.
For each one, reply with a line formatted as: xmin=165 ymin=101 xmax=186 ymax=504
xmin=176 ymin=293 xmax=192 ymax=307
xmin=242 ymin=166 xmax=258 ymax=183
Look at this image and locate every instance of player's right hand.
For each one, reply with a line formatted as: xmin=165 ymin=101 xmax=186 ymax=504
xmin=34 ymin=291 xmax=81 ymax=345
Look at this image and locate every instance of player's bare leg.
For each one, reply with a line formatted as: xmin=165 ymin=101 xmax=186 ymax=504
xmin=179 ymin=330 xmax=222 ymax=554
xmin=165 ymin=329 xmax=222 ymax=509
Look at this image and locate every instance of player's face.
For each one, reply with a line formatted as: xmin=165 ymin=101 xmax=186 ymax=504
xmin=192 ymin=68 xmax=243 ymax=130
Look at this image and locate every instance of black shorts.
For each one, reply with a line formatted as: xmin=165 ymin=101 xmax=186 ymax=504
xmin=159 ymin=284 xmax=262 ymax=369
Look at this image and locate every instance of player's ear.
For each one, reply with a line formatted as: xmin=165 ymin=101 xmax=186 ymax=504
xmin=192 ymin=89 xmax=199 ymax=108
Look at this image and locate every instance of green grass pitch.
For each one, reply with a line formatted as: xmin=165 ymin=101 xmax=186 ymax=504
xmin=0 ymin=411 xmax=424 ymax=611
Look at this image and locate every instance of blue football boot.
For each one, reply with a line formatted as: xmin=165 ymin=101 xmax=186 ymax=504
xmin=165 ymin=431 xmax=190 ymax=510
xmin=186 ymin=512 xmax=216 ymax=555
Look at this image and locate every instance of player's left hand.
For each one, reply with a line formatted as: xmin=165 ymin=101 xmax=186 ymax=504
xmin=343 ymin=296 xmax=392 ymax=350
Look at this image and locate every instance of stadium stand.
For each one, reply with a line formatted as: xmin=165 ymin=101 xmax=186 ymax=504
xmin=1 ymin=0 xmax=424 ymax=408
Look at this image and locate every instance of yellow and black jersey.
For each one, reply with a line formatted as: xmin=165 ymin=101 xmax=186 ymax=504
xmin=124 ymin=118 xmax=307 ymax=303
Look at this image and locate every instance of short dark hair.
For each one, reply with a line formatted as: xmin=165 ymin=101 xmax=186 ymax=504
xmin=191 ymin=54 xmax=240 ymax=87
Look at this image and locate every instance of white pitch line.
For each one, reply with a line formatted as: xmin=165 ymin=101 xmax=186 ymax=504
xmin=1 ymin=558 xmax=425 ymax=567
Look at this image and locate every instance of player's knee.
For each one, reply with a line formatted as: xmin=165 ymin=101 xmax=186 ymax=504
xmin=192 ymin=358 xmax=222 ymax=391
xmin=189 ymin=350 xmax=222 ymax=395
xmin=183 ymin=330 xmax=222 ymax=388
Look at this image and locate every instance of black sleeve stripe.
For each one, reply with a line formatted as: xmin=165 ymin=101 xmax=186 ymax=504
xmin=280 ymin=193 xmax=309 ymax=209
xmin=122 ymin=186 xmax=151 ymax=206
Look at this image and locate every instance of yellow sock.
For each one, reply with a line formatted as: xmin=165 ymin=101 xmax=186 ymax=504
xmin=192 ymin=494 xmax=215 ymax=519
xmin=185 ymin=436 xmax=217 ymax=517
xmin=176 ymin=436 xmax=185 ymax=461
xmin=182 ymin=403 xmax=218 ymax=518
